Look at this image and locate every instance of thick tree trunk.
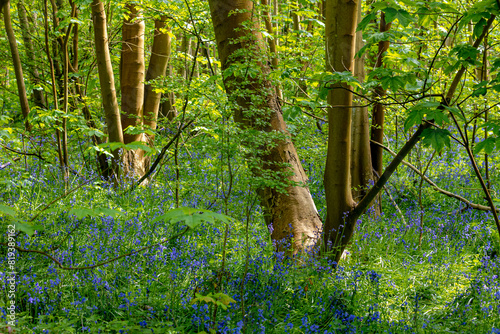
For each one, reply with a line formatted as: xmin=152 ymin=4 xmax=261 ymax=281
xmin=3 ymin=0 xmax=31 ymax=130
xmin=351 ymin=0 xmax=374 ymax=203
xmin=120 ymin=2 xmax=146 ymax=177
xmin=91 ymin=0 xmax=123 ymax=176
xmin=323 ymin=0 xmax=358 ymax=256
xmin=17 ymin=0 xmax=46 ymax=109
xmin=208 ymin=0 xmax=322 ymax=253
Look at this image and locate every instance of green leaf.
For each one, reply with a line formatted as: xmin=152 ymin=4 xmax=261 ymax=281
xmin=69 ymin=207 xmax=95 ymax=219
xmin=420 ymin=128 xmax=451 ymax=152
xmin=473 ymin=137 xmax=497 ymax=155
xmin=125 ymin=141 xmax=154 ymax=153
xmin=443 ymin=105 xmax=466 ymax=122
xmin=451 ymin=44 xmax=480 ymax=64
xmin=472 ymin=87 xmax=487 ymax=97
xmin=0 ymin=204 xmax=16 ymax=217
xmin=396 ymin=9 xmax=415 ymax=27
xmin=151 ymin=207 xmax=232 ymax=229
xmin=357 ymin=12 xmax=376 ymax=31
xmin=383 ymin=7 xmax=399 ymax=23
xmin=473 ymin=17 xmax=487 ymax=38
xmin=404 ymin=110 xmax=424 ymax=131
xmin=426 ymin=109 xmax=448 ymax=126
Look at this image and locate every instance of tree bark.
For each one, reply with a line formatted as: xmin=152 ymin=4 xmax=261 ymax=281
xmin=323 ymin=0 xmax=358 ymax=255
xmin=17 ymin=0 xmax=46 ymax=109
xmin=91 ymin=0 xmax=123 ymax=176
xmin=120 ymin=2 xmax=146 ymax=177
xmin=369 ymin=13 xmax=391 ymax=178
xmin=3 ymin=0 xmax=31 ymax=130
xmin=208 ymin=0 xmax=322 ymax=253
xmin=144 ymin=17 xmax=171 ymax=138
xmin=351 ymin=0 xmax=374 ymax=203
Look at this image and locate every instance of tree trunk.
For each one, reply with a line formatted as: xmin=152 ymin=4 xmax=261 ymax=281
xmin=351 ymin=0 xmax=374 ymax=203
xmin=208 ymin=0 xmax=322 ymax=253
xmin=144 ymin=17 xmax=171 ymax=138
xmin=120 ymin=2 xmax=146 ymax=177
xmin=91 ymin=0 xmax=123 ymax=176
xmin=17 ymin=0 xmax=46 ymax=109
xmin=369 ymin=12 xmax=391 ymax=178
xmin=323 ymin=0 xmax=358 ymax=256
xmin=3 ymin=0 xmax=31 ymax=131
xmin=143 ymin=17 xmax=171 ymax=171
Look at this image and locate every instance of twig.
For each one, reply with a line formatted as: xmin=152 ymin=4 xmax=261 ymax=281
xmin=0 ymin=143 xmax=45 ymax=160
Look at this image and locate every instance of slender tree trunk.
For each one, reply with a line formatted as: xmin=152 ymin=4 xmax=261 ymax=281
xmin=143 ymin=17 xmax=171 ymax=171
xmin=17 ymin=0 xmax=46 ymax=109
xmin=3 ymin=0 xmax=31 ymax=130
xmin=91 ymin=0 xmax=123 ymax=177
xmin=120 ymin=2 xmax=146 ymax=177
xmin=351 ymin=0 xmax=374 ymax=203
xmin=261 ymin=0 xmax=278 ymax=69
xmin=323 ymin=0 xmax=358 ymax=255
xmin=43 ymin=0 xmax=65 ymax=178
xmin=208 ymin=0 xmax=322 ymax=253
xmin=179 ymin=33 xmax=190 ymax=80
xmin=369 ymin=13 xmax=391 ymax=177
xmin=261 ymin=0 xmax=282 ymax=99
xmin=144 ymin=17 xmax=171 ymax=137
xmin=160 ymin=66 xmax=177 ymax=121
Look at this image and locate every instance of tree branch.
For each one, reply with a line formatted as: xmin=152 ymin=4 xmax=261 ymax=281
xmin=371 ymin=139 xmax=499 ymax=213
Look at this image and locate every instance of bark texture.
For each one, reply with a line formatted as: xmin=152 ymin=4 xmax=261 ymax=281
xmin=91 ymin=0 xmax=123 ymax=174
xmin=208 ymin=0 xmax=322 ymax=252
xmin=120 ymin=3 xmax=146 ymax=177
xmin=351 ymin=0 xmax=374 ymax=202
xmin=144 ymin=17 xmax=171 ymax=137
xmin=323 ymin=0 xmax=358 ymax=257
xmin=17 ymin=0 xmax=46 ymax=109
xmin=369 ymin=13 xmax=391 ymax=177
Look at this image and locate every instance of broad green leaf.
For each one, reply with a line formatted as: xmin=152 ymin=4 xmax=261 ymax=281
xmin=4 ymin=214 xmax=41 ymax=237
xmin=426 ymin=109 xmax=448 ymax=126
xmin=396 ymin=9 xmax=415 ymax=27
xmin=404 ymin=110 xmax=424 ymax=131
xmin=420 ymin=128 xmax=451 ymax=152
xmin=152 ymin=207 xmax=232 ymax=229
xmin=472 ymin=87 xmax=487 ymax=97
xmin=382 ymin=7 xmax=399 ymax=23
xmin=473 ymin=137 xmax=497 ymax=155
xmin=0 ymin=204 xmax=16 ymax=217
xmin=357 ymin=12 xmax=377 ymax=31
xmin=451 ymin=44 xmax=480 ymax=64
xmin=125 ymin=141 xmax=154 ymax=153
xmin=69 ymin=207 xmax=95 ymax=219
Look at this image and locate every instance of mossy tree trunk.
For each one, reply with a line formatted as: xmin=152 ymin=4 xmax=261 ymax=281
xmin=208 ymin=0 xmax=322 ymax=253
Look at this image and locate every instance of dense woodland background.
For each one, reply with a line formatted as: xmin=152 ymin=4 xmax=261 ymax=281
xmin=1 ymin=0 xmax=500 ymax=332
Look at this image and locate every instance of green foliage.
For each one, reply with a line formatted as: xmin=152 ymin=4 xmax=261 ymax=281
xmin=152 ymin=207 xmax=232 ymax=229
xmin=0 ymin=204 xmax=41 ymax=236
xmin=191 ymin=292 xmax=236 ymax=310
